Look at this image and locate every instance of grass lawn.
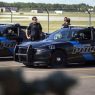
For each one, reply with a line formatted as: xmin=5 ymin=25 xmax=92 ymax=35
xmin=12 ymin=21 xmax=95 ymax=32
xmin=59 ymin=12 xmax=95 ymax=17
xmin=1 ymin=20 xmax=95 ymax=32
xmin=0 ymin=12 xmax=95 ymax=32
xmin=0 ymin=20 xmax=95 ymax=32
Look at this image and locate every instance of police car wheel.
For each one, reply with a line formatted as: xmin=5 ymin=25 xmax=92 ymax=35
xmin=50 ymin=50 xmax=67 ymax=68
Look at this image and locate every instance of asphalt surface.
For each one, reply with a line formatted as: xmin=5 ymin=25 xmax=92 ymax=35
xmin=0 ymin=60 xmax=95 ymax=95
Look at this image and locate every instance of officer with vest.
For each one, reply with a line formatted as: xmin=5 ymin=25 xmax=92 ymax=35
xmin=26 ymin=16 xmax=42 ymax=41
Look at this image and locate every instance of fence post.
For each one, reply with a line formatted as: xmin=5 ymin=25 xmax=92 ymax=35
xmin=7 ymin=7 xmax=13 ymax=23
xmin=45 ymin=8 xmax=50 ymax=33
xmin=87 ymin=9 xmax=91 ymax=27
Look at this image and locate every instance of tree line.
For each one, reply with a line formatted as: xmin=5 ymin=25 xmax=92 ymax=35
xmin=0 ymin=2 xmax=95 ymax=12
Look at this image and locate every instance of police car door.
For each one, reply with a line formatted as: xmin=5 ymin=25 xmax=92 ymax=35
xmin=71 ymin=28 xmax=95 ymax=62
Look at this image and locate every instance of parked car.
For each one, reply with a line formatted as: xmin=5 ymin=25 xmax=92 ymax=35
xmin=0 ymin=23 xmax=27 ymax=58
xmin=14 ymin=26 xmax=95 ymax=67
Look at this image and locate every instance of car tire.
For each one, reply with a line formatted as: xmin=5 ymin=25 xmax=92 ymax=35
xmin=23 ymin=62 xmax=34 ymax=67
xmin=50 ymin=50 xmax=67 ymax=68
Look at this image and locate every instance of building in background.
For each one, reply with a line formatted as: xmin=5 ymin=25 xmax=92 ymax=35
xmin=31 ymin=9 xmax=43 ymax=13
xmin=54 ymin=10 xmax=63 ymax=14
xmin=0 ymin=7 xmax=18 ymax=12
xmin=31 ymin=10 xmax=38 ymax=13
xmin=0 ymin=7 xmax=6 ymax=12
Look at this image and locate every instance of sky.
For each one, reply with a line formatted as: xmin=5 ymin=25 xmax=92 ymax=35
xmin=0 ymin=0 xmax=95 ymax=6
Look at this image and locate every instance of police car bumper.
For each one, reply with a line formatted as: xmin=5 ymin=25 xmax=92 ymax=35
xmin=14 ymin=46 xmax=51 ymax=66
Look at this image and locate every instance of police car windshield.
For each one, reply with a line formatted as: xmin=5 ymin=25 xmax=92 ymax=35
xmin=46 ymin=28 xmax=70 ymax=41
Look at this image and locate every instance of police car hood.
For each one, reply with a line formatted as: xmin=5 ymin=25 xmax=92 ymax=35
xmin=19 ymin=40 xmax=63 ymax=48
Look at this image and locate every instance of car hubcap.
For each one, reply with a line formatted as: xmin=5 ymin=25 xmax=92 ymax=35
xmin=56 ymin=57 xmax=61 ymax=62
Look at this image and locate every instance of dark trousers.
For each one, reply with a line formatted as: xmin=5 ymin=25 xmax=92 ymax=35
xmin=30 ymin=36 xmax=40 ymax=41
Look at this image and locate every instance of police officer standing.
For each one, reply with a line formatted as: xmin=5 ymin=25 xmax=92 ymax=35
xmin=62 ymin=17 xmax=71 ymax=28
xmin=26 ymin=17 xmax=42 ymax=41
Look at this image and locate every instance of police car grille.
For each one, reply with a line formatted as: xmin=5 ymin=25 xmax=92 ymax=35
xmin=18 ymin=47 xmax=27 ymax=54
xmin=17 ymin=46 xmax=35 ymax=63
xmin=17 ymin=47 xmax=27 ymax=62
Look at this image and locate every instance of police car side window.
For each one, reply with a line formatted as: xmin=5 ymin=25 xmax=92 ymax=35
xmin=72 ymin=29 xmax=91 ymax=41
xmin=80 ymin=29 xmax=91 ymax=40
xmin=71 ymin=31 xmax=80 ymax=41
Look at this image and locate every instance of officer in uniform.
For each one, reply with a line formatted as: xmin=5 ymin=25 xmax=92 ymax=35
xmin=62 ymin=17 xmax=71 ymax=28
xmin=26 ymin=17 xmax=42 ymax=41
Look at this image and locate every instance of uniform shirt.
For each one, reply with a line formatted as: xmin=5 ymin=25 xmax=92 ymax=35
xmin=62 ymin=23 xmax=70 ymax=28
xmin=28 ymin=23 xmax=42 ymax=40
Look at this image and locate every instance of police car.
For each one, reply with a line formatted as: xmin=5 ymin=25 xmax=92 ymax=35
xmin=14 ymin=26 xmax=95 ymax=67
xmin=0 ymin=23 xmax=27 ymax=58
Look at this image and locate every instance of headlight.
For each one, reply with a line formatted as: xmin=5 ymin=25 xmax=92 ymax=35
xmin=36 ymin=49 xmax=46 ymax=53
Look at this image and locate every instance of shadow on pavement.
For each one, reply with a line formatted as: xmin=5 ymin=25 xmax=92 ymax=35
xmin=26 ymin=62 xmax=95 ymax=69
xmin=0 ymin=58 xmax=13 ymax=61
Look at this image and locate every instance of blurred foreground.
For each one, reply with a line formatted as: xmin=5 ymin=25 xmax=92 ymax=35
xmin=0 ymin=69 xmax=77 ymax=95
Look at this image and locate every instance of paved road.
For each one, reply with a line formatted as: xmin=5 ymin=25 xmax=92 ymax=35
xmin=0 ymin=61 xmax=95 ymax=95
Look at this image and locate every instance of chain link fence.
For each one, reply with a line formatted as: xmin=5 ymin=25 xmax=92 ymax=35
xmin=0 ymin=7 xmax=95 ymax=32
